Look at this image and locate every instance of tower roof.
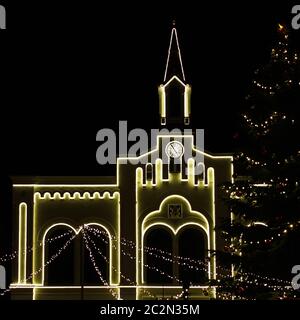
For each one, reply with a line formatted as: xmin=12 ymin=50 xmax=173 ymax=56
xmin=163 ymin=24 xmax=186 ymax=83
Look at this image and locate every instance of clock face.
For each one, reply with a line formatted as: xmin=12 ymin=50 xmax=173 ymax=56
xmin=165 ymin=141 xmax=184 ymax=159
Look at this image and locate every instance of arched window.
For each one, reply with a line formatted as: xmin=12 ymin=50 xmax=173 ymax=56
xmin=45 ymin=224 xmax=110 ymax=286
xmin=178 ymin=227 xmax=207 ymax=285
xmin=145 ymin=228 xmax=173 ymax=284
xmin=45 ymin=225 xmax=75 ymax=285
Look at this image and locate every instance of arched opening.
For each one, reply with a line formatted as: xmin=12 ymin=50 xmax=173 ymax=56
xmin=45 ymin=225 xmax=75 ymax=285
xmin=84 ymin=224 xmax=109 ymax=286
xmin=44 ymin=223 xmax=110 ymax=286
xmin=145 ymin=228 xmax=173 ymax=284
xmin=178 ymin=226 xmax=207 ymax=285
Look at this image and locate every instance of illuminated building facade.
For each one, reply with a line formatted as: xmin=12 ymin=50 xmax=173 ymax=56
xmin=10 ymin=26 xmax=233 ymax=300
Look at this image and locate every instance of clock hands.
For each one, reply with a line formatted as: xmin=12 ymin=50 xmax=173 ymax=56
xmin=170 ymin=144 xmax=177 ymax=155
xmin=166 ymin=142 xmax=183 ymax=158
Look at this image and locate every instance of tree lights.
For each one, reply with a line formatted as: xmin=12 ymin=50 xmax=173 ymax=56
xmin=221 ymin=22 xmax=300 ymax=299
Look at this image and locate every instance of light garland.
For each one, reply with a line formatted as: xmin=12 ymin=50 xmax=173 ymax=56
xmin=254 ymin=25 xmax=299 ymax=94
xmin=241 ymin=222 xmax=299 ymax=245
xmin=0 ymin=230 xmax=73 ymax=264
xmin=82 ymin=229 xmax=119 ymax=299
xmin=223 ymin=221 xmax=300 ymax=246
xmin=1 ymin=233 xmax=77 ymax=296
xmin=2 ymin=226 xmax=294 ymax=299
xmin=234 ymin=152 xmax=300 ymax=168
xmin=85 ymin=231 xmax=158 ymax=300
xmin=87 ymin=226 xmax=292 ymax=290
xmin=87 ymin=228 xmax=208 ymax=300
xmin=242 ymin=111 xmax=294 ymax=136
xmin=87 ymin=226 xmax=183 ymax=284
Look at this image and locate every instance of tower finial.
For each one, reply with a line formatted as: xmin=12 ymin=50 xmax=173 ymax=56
xmin=163 ymin=25 xmax=186 ymax=82
xmin=172 ymin=19 xmax=176 ymax=27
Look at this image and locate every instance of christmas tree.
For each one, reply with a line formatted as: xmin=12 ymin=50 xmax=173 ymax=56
xmin=220 ymin=24 xmax=300 ymax=299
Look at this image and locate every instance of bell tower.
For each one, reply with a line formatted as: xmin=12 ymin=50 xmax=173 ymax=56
xmin=159 ymin=23 xmax=191 ymax=127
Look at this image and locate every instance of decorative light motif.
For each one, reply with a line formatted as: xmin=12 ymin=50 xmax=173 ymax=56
xmin=87 ymin=226 xmax=183 ymax=284
xmin=164 ymin=26 xmax=186 ymax=82
xmin=85 ymin=229 xmax=156 ymax=299
xmin=0 ymin=230 xmax=73 ymax=264
xmin=2 ymin=226 xmax=295 ymax=300
xmin=87 ymin=226 xmax=292 ymax=289
xmin=82 ymin=228 xmax=119 ymax=299
xmin=2 ymin=233 xmax=77 ymax=296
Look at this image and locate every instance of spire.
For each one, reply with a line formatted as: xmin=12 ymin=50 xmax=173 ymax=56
xmin=163 ymin=23 xmax=186 ymax=82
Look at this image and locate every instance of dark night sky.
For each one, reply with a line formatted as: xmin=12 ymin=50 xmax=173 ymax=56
xmin=0 ymin=2 xmax=300 ymax=254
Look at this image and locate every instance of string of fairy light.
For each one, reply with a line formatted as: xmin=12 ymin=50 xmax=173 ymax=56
xmin=242 ymin=222 xmax=299 ymax=245
xmin=1 ymin=232 xmax=77 ymax=296
xmin=239 ymin=23 xmax=299 ymax=142
xmin=87 ymin=226 xmax=208 ymax=274
xmin=234 ymin=151 xmax=300 ymax=169
xmin=224 ymin=180 xmax=300 ymax=202
xmin=87 ymin=226 xmax=293 ymax=289
xmin=0 ymin=228 xmax=185 ymax=300
xmin=222 ymin=221 xmax=300 ymax=246
xmin=82 ymin=229 xmax=120 ymax=299
xmin=0 ymin=230 xmax=73 ymax=264
xmin=1 ymin=226 xmax=296 ymax=300
xmin=84 ymin=228 xmax=185 ymax=300
xmin=89 ymin=225 xmax=282 ymax=290
xmin=85 ymin=227 xmax=203 ymax=300
xmin=84 ymin=230 xmax=159 ymax=299
xmin=253 ymin=23 xmax=300 ymax=93
xmin=228 ymin=21 xmax=300 ymax=281
xmin=87 ymin=226 xmax=220 ymax=300
xmin=87 ymin=227 xmax=215 ymax=299
xmin=86 ymin=227 xmax=183 ymax=284
xmin=241 ymin=111 xmax=295 ymax=137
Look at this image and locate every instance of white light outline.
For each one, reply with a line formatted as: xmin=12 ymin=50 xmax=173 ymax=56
xmin=84 ymin=222 xmax=117 ymax=286
xmin=14 ymin=134 xmax=232 ymax=299
xmin=14 ymin=184 xmax=118 ymax=188
xmin=117 ymin=135 xmax=189 ymax=166
xmin=164 ymin=27 xmax=186 ymax=82
xmin=140 ymin=195 xmax=212 ymax=284
xmin=41 ymin=223 xmax=82 ymax=286
xmin=142 ymin=222 xmax=210 ymax=284
xmin=14 ymin=135 xmax=233 ymax=186
xmin=34 ymin=191 xmax=119 ymax=200
xmin=247 ymin=222 xmax=269 ymax=227
xmin=18 ymin=203 xmax=27 ymax=284
xmin=31 ymin=188 xmax=120 ymax=287
xmin=32 ymin=286 xmax=120 ymax=300
xmin=165 ymin=141 xmax=184 ymax=159
xmin=129 ymin=134 xmax=230 ymax=288
xmin=159 ymin=77 xmax=191 ymax=126
xmin=40 ymin=222 xmax=118 ymax=287
xmin=126 ymin=134 xmax=232 ymax=187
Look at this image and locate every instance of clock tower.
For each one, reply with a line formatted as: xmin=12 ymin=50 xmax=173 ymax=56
xmin=159 ymin=24 xmax=191 ymax=128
